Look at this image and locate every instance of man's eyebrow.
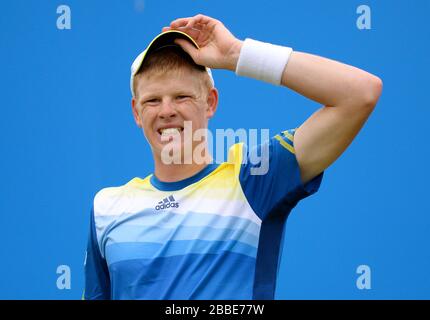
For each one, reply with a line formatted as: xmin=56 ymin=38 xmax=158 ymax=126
xmin=173 ymin=90 xmax=197 ymax=97
xmin=139 ymin=90 xmax=197 ymax=102
xmin=140 ymin=93 xmax=160 ymax=101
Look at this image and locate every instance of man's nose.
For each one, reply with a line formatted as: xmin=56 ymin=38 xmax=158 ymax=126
xmin=158 ymin=99 xmax=178 ymax=120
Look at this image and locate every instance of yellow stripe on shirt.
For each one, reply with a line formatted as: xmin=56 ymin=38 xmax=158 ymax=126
xmin=274 ymin=135 xmax=295 ymax=154
xmin=282 ymin=130 xmax=294 ymax=143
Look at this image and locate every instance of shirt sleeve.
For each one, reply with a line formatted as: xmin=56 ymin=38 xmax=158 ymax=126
xmin=83 ymin=206 xmax=111 ymax=300
xmin=239 ymin=128 xmax=324 ymax=221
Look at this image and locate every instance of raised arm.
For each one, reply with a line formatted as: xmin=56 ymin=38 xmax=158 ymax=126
xmin=280 ymin=51 xmax=382 ymax=183
xmin=164 ymin=14 xmax=383 ymax=183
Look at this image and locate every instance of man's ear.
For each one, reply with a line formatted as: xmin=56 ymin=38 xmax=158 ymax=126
xmin=206 ymin=87 xmax=219 ymax=119
xmin=131 ymin=97 xmax=142 ymax=128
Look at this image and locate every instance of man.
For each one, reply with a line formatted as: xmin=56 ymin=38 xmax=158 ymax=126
xmin=84 ymin=14 xmax=382 ymax=300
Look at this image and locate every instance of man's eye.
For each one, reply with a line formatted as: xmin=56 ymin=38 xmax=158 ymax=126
xmin=145 ymin=99 xmax=160 ymax=104
xmin=177 ymin=95 xmax=190 ymax=100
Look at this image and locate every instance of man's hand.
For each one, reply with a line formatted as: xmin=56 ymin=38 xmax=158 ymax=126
xmin=162 ymin=14 xmax=243 ymax=71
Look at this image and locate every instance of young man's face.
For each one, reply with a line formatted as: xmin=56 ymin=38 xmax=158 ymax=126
xmin=132 ymin=67 xmax=218 ymax=163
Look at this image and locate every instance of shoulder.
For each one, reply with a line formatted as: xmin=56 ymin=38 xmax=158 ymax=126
xmin=227 ymin=142 xmax=245 ymax=177
xmin=93 ymin=175 xmax=151 ymax=217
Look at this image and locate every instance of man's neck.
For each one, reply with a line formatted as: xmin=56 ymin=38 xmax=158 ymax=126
xmin=153 ymin=154 xmax=214 ymax=183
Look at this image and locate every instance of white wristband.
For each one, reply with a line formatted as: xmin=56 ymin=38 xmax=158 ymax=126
xmin=235 ymin=38 xmax=293 ymax=85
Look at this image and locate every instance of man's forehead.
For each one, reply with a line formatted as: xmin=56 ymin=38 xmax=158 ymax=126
xmin=137 ymin=70 xmax=201 ymax=92
xmin=140 ymin=66 xmax=198 ymax=81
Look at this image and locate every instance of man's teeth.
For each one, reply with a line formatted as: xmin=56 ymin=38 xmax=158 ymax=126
xmin=160 ymin=128 xmax=182 ymax=136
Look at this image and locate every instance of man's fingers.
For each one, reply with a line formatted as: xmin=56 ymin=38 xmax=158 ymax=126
xmin=191 ymin=14 xmax=214 ymax=25
xmin=162 ymin=24 xmax=202 ymax=43
xmin=162 ymin=24 xmax=201 ymax=32
xmin=192 ymin=22 xmax=206 ymax=30
xmin=170 ymin=17 xmax=193 ymax=28
xmin=185 ymin=21 xmax=207 ymax=32
xmin=174 ymin=39 xmax=199 ymax=62
xmin=170 ymin=14 xmax=214 ymax=29
xmin=166 ymin=24 xmax=201 ymax=41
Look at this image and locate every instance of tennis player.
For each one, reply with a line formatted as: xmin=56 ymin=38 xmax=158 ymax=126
xmin=84 ymin=14 xmax=382 ymax=300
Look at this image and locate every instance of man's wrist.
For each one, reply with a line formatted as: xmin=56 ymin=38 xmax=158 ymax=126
xmin=226 ymin=39 xmax=243 ymax=72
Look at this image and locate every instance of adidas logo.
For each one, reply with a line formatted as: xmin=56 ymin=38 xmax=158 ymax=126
xmin=155 ymin=195 xmax=179 ymax=210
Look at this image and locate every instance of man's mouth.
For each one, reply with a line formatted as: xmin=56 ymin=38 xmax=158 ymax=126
xmin=157 ymin=127 xmax=184 ymax=141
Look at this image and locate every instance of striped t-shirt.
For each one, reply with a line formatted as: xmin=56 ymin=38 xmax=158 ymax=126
xmin=84 ymin=129 xmax=323 ymax=299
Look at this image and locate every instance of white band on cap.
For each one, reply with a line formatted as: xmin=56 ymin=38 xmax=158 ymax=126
xmin=235 ymin=38 xmax=293 ymax=85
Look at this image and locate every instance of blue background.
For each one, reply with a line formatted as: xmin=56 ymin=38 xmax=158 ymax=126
xmin=0 ymin=0 xmax=428 ymax=299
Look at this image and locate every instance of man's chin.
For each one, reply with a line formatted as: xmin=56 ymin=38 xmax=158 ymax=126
xmin=154 ymin=143 xmax=187 ymax=165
